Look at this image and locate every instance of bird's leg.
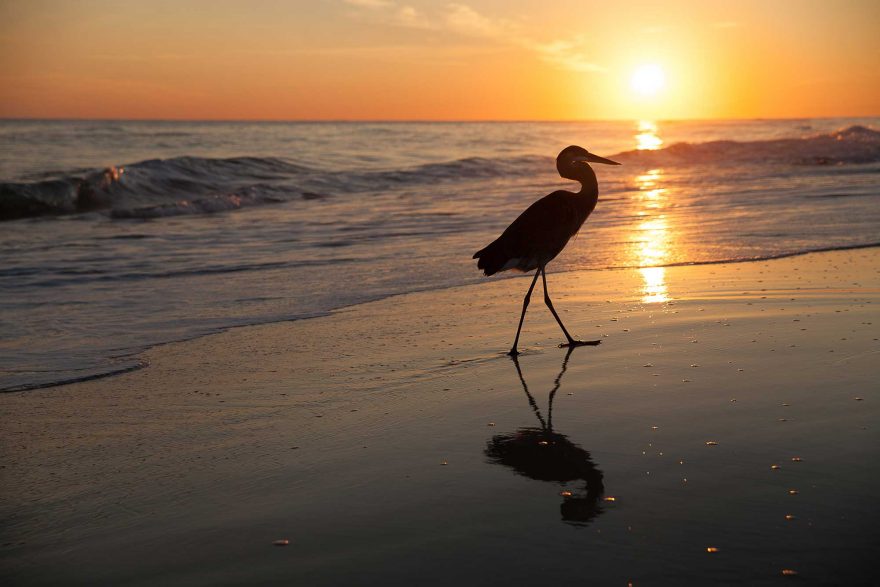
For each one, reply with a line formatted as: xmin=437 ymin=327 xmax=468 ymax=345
xmin=541 ymin=267 xmax=601 ymax=348
xmin=547 ymin=347 xmax=574 ymax=432
xmin=510 ymin=353 xmax=547 ymax=430
xmin=509 ymin=270 xmax=541 ymax=356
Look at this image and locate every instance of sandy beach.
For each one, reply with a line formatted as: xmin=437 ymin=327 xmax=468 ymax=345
xmin=1 ymin=247 xmax=877 ymax=585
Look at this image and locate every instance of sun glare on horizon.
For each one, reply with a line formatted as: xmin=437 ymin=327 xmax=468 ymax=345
xmin=630 ymin=64 xmax=666 ymax=97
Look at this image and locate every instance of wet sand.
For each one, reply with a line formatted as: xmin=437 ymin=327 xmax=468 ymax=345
xmin=1 ymin=248 xmax=878 ymax=585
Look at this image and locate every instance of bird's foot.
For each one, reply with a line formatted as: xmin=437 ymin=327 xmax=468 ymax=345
xmin=559 ymin=339 xmax=601 ymax=348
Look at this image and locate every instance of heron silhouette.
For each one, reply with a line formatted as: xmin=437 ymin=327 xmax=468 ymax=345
xmin=473 ymin=145 xmax=620 ymax=355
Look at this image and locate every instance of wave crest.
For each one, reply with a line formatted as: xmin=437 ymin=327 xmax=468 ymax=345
xmin=614 ymin=125 xmax=880 ymax=166
xmin=2 ymin=126 xmax=877 ymax=222
xmin=0 ymin=156 xmax=314 ymax=221
xmin=0 ymin=154 xmax=548 ymax=221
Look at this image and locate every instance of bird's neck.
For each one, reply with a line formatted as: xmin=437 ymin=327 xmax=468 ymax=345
xmin=575 ymin=166 xmax=599 ymax=209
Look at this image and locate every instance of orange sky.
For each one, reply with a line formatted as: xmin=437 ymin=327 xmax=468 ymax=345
xmin=1 ymin=0 xmax=878 ymax=120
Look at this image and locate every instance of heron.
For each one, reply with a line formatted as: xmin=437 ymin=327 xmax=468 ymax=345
xmin=473 ymin=145 xmax=620 ymax=356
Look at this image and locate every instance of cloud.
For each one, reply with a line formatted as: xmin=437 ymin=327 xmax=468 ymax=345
xmin=445 ymin=3 xmax=510 ymax=38
xmin=394 ymin=5 xmax=431 ymax=29
xmin=343 ymin=0 xmax=393 ymax=8
xmin=530 ymin=39 xmax=605 ymax=73
xmin=341 ymin=1 xmax=603 ymax=74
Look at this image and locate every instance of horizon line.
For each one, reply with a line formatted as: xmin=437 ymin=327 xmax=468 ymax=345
xmin=1 ymin=115 xmax=877 ymax=124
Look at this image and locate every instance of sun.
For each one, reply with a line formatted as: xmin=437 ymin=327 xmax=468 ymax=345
xmin=631 ymin=64 xmax=666 ymax=97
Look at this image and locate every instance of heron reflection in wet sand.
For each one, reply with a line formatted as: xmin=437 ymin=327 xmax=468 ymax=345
xmin=473 ymin=145 xmax=620 ymax=355
xmin=485 ymin=349 xmax=605 ymax=525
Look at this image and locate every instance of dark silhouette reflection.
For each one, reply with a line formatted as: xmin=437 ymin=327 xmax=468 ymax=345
xmin=485 ymin=349 xmax=605 ymax=525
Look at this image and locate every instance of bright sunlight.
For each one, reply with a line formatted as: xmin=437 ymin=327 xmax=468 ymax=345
xmin=630 ymin=64 xmax=666 ymax=97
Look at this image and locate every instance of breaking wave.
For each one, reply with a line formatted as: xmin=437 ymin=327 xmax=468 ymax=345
xmin=2 ymin=126 xmax=877 ymax=222
xmin=0 ymin=154 xmax=550 ymax=221
xmin=614 ymin=125 xmax=880 ymax=166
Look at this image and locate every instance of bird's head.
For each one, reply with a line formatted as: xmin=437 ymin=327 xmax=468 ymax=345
xmin=556 ymin=145 xmax=621 ymax=181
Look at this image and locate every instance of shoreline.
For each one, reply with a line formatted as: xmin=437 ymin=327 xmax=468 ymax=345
xmin=5 ymin=241 xmax=880 ymax=394
xmin=2 ymin=247 xmax=878 ymax=585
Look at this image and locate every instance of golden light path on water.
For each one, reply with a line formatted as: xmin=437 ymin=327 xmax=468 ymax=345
xmin=635 ymin=120 xmax=663 ymax=151
xmin=631 ymin=121 xmax=671 ymax=303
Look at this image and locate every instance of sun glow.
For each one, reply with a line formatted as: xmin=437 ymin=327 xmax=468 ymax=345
xmin=630 ymin=65 xmax=666 ymax=97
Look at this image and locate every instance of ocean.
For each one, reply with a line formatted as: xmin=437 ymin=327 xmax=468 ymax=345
xmin=1 ymin=118 xmax=878 ymax=392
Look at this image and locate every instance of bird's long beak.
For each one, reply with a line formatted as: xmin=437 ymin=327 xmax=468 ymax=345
xmin=582 ymin=152 xmax=621 ymax=166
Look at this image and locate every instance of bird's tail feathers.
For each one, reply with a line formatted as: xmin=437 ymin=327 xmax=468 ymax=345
xmin=473 ymin=241 xmax=509 ymax=276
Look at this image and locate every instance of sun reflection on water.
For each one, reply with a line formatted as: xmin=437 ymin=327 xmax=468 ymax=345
xmin=631 ymin=122 xmax=671 ymax=303
xmin=640 ymin=266 xmax=668 ymax=303
xmin=636 ymin=215 xmax=670 ymax=304
xmin=635 ymin=120 xmax=663 ymax=151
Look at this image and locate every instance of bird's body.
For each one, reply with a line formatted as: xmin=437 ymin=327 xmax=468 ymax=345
xmin=473 ymin=145 xmax=619 ymax=355
xmin=474 ymin=187 xmax=596 ymax=276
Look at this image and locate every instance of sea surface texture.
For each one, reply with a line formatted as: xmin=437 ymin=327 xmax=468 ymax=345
xmin=1 ymin=119 xmax=878 ymax=391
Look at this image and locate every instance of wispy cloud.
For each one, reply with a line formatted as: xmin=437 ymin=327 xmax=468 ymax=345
xmin=341 ymin=1 xmax=604 ymax=74
xmin=529 ymin=38 xmax=605 ymax=73
xmin=343 ymin=0 xmax=393 ymax=8
xmin=393 ymin=5 xmax=432 ymax=29
xmin=445 ymin=3 xmax=513 ymax=38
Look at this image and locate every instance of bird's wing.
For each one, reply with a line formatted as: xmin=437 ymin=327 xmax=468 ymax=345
xmin=497 ymin=191 xmax=582 ymax=259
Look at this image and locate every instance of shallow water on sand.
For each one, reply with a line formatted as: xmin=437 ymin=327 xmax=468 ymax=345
xmin=1 ymin=118 xmax=879 ymax=391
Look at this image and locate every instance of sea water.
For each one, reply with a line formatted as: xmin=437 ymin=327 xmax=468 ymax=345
xmin=1 ymin=119 xmax=878 ymax=391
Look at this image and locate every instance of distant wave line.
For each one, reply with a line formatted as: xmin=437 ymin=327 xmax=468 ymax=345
xmin=3 ymin=125 xmax=879 ymax=222
xmin=0 ymin=257 xmax=364 ymax=289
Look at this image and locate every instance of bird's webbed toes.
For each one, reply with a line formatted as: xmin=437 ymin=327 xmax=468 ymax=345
xmin=559 ymin=339 xmax=601 ymax=348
